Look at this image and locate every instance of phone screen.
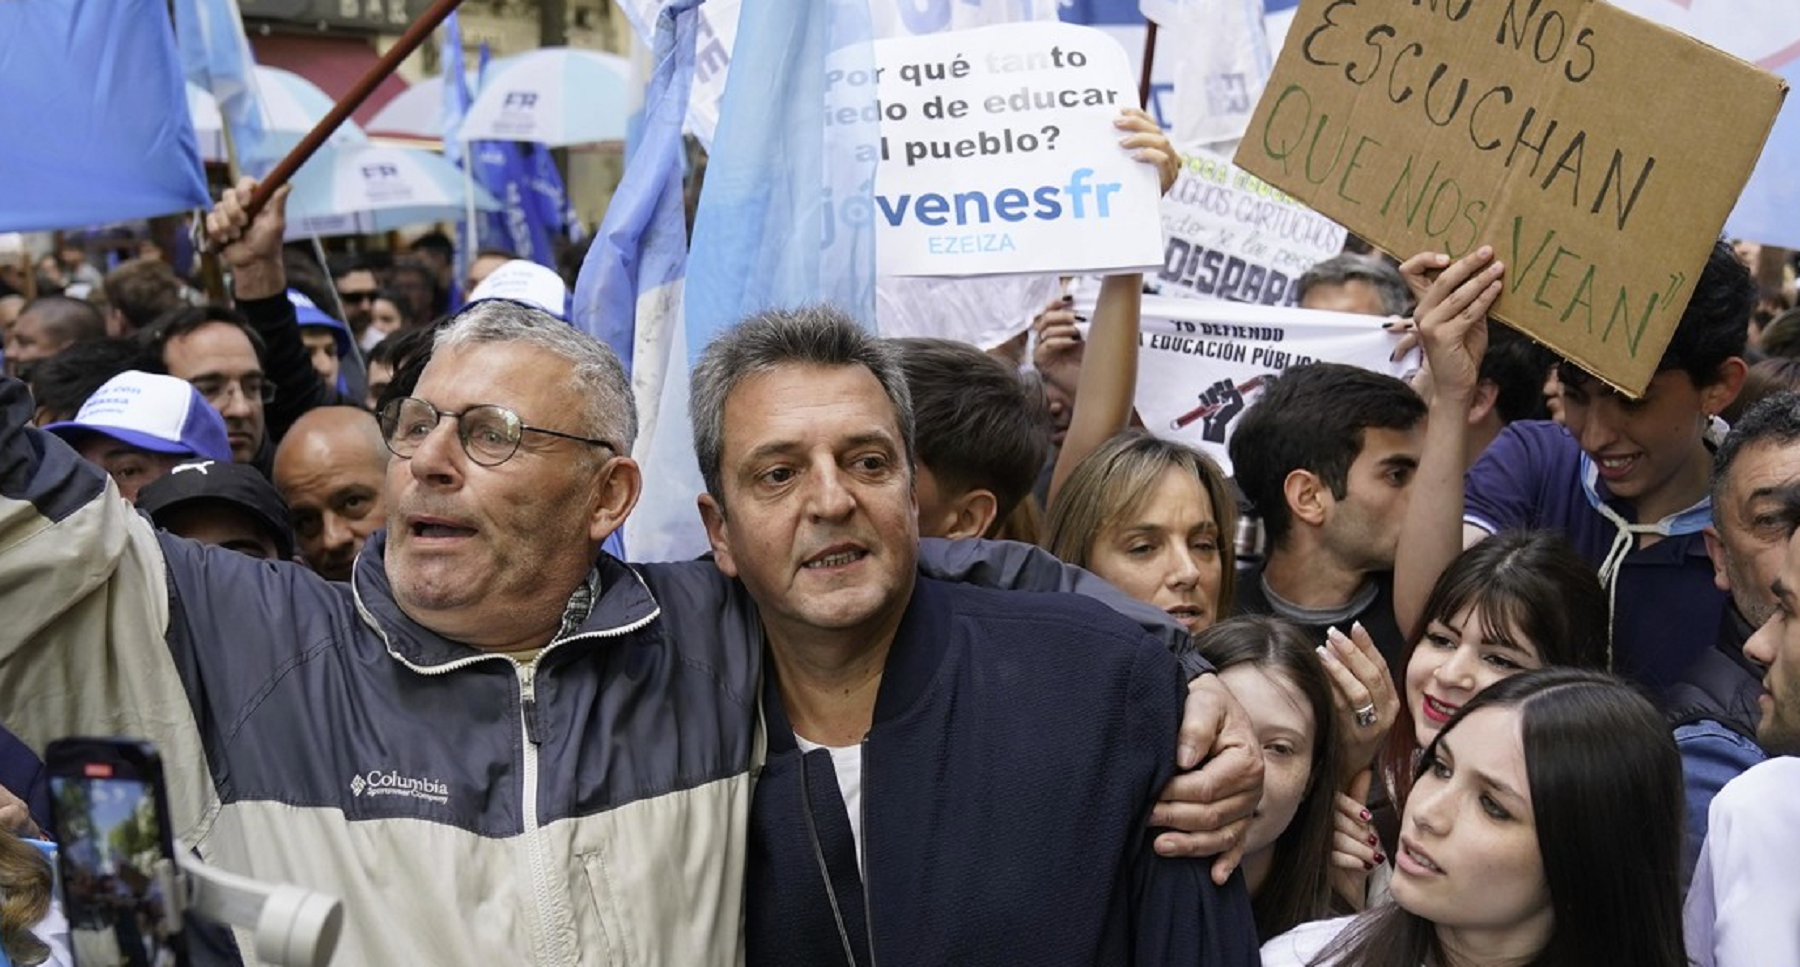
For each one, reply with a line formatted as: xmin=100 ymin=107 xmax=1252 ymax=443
xmin=49 ymin=757 xmax=185 ymax=967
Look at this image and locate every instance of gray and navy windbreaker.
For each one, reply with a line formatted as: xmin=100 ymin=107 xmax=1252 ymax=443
xmin=0 ymin=375 xmax=764 ymax=966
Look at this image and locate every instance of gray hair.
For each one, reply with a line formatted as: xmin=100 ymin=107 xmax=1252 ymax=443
xmin=1712 ymin=390 xmax=1800 ymax=527
xmin=434 ymin=300 xmax=638 ymax=456
xmin=1297 ymin=254 xmax=1411 ymax=316
xmin=690 ymin=305 xmax=914 ymax=504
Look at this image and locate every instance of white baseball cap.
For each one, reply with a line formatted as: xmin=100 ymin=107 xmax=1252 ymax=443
xmin=465 ymin=260 xmax=569 ymax=320
xmin=44 ymin=370 xmax=232 ymax=461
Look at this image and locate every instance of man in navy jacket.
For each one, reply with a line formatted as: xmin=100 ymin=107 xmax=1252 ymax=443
xmin=693 ymin=306 xmax=1260 ymax=966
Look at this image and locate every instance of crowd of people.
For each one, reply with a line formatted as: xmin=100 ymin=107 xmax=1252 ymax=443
xmin=0 ymin=111 xmax=1794 ymax=967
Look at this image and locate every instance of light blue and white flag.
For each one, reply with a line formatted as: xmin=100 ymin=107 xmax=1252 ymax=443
xmin=440 ymin=13 xmax=472 ymax=167
xmin=1141 ymin=0 xmax=1271 ymax=145
xmin=579 ymin=0 xmax=883 ymax=561
xmin=573 ymin=0 xmax=703 ymax=561
xmin=1059 ymin=0 xmax=1299 ymax=130
xmin=174 ymin=0 xmax=270 ymax=173
xmin=0 ymin=0 xmax=209 ymax=231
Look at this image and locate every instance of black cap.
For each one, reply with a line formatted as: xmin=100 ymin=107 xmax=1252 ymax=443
xmin=136 ymin=459 xmax=296 ymax=561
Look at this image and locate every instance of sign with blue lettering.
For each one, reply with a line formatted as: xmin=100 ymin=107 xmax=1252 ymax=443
xmin=865 ymin=22 xmax=1164 ymax=275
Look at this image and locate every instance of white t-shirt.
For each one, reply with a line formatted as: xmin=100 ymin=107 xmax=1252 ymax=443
xmin=1260 ymin=916 xmax=1356 ymax=967
xmin=1685 ymin=756 xmax=1800 ymax=967
xmin=794 ymin=736 xmax=865 ymax=874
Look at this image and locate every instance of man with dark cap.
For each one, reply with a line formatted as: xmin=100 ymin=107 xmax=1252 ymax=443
xmin=137 ymin=459 xmax=296 ymax=561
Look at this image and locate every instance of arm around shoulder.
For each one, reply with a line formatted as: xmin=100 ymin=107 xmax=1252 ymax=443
xmin=918 ymin=537 xmax=1193 ymax=656
xmin=1125 ymin=641 xmax=1261 ymax=966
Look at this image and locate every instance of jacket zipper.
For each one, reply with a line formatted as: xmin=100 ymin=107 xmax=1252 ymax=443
xmin=517 ymin=660 xmax=568 ymax=966
xmin=859 ymin=732 xmax=877 ymax=967
xmin=352 ymin=568 xmax=667 ymax=964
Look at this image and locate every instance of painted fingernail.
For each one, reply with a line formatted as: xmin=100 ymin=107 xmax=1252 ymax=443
xmin=1359 ymin=809 xmax=1372 ymax=822
xmin=1363 ymin=859 xmax=1375 ymax=871
xmin=1374 ymin=852 xmax=1386 ymax=865
xmin=1367 ymin=833 xmax=1379 ymax=846
xmin=1315 ymin=646 xmax=1334 ymax=663
xmin=1351 ymin=621 xmax=1366 ymax=637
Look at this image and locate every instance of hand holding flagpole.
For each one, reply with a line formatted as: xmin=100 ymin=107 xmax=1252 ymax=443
xmin=240 ymin=0 xmax=468 ymax=225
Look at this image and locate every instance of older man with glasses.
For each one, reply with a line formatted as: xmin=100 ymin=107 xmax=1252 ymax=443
xmin=0 ymin=278 xmax=759 ymax=964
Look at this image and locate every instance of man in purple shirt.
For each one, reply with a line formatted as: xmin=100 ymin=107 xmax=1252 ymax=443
xmin=1397 ymin=240 xmax=1752 ymax=693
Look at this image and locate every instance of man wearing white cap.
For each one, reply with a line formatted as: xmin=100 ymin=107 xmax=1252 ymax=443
xmin=465 ymin=259 xmax=570 ymax=320
xmin=43 ymin=370 xmax=232 ymax=503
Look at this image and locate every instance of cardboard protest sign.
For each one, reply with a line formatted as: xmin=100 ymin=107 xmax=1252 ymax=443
xmin=1233 ymin=0 xmax=1786 ymax=395
xmin=855 ymin=22 xmax=1165 ymax=276
xmin=1111 ymin=293 xmax=1414 ymax=474
xmin=1157 ymin=144 xmax=1347 ymax=304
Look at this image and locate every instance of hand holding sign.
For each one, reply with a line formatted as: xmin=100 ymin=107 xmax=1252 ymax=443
xmin=1413 ymin=246 xmax=1503 ymax=407
xmin=1235 ymin=0 xmax=1785 ymax=395
xmin=1115 ymin=108 xmax=1180 ymax=196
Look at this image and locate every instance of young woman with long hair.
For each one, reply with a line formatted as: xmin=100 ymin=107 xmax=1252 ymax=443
xmin=1264 ymin=667 xmax=1688 ymax=967
xmin=1196 ymin=616 xmax=1349 ymax=942
xmin=1379 ymin=530 xmax=1608 ymax=828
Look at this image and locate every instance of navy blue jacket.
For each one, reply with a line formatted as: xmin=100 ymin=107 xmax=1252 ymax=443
xmin=746 ymin=577 xmax=1260 ymax=966
xmin=0 ymin=725 xmax=48 ymax=833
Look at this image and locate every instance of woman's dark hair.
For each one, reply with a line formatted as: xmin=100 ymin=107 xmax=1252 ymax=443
xmin=1318 ymin=668 xmax=1686 ymax=967
xmin=1197 ymin=616 xmax=1343 ymax=942
xmin=1380 ymin=531 xmax=1608 ymax=816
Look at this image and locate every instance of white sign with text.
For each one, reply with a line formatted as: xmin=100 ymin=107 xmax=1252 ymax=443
xmin=1117 ymin=294 xmax=1414 ymax=474
xmin=866 ymin=22 xmax=1165 ymax=276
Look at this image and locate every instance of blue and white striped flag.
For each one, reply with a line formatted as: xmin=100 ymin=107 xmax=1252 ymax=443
xmin=573 ymin=0 xmax=703 ymax=561
xmin=173 ymin=0 xmax=270 ymax=174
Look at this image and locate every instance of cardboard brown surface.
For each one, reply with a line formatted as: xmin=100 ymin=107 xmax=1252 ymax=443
xmin=1234 ymin=0 xmax=1786 ymax=394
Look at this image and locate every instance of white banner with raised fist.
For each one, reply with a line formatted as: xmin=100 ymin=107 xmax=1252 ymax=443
xmin=1109 ymin=294 xmax=1415 ymax=474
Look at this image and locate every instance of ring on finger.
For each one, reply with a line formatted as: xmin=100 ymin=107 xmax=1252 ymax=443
xmin=1354 ymin=702 xmax=1379 ymax=728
